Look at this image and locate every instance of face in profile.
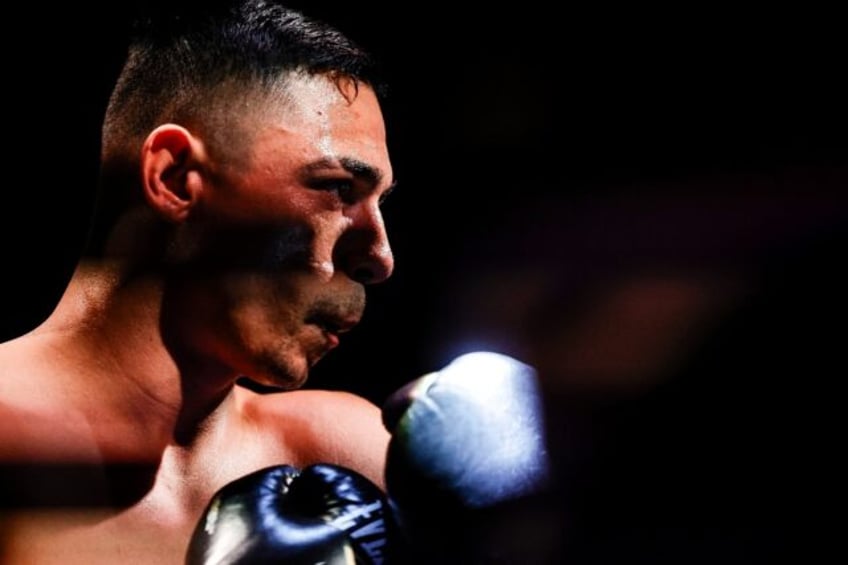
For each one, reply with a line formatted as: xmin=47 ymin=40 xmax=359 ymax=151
xmin=166 ymin=73 xmax=395 ymax=389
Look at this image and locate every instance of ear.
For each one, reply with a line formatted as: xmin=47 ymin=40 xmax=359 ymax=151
xmin=140 ymin=124 xmax=207 ymax=223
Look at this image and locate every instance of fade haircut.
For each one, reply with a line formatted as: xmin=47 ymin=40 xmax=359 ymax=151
xmin=101 ymin=0 xmax=383 ymax=172
xmin=89 ymin=0 xmax=384 ymax=254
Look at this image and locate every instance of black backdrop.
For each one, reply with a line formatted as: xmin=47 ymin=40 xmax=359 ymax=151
xmin=2 ymin=4 xmax=846 ymax=561
xmin=3 ymin=3 xmax=845 ymax=400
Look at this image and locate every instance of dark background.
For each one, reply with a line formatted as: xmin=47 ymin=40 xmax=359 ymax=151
xmin=3 ymin=3 xmax=846 ymax=562
xmin=299 ymin=4 xmax=848 ymax=405
xmin=4 ymin=3 xmax=844 ymax=398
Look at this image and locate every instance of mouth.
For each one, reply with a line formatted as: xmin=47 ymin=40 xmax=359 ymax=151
xmin=303 ymin=286 xmax=366 ymax=360
xmin=305 ymin=312 xmax=360 ymax=350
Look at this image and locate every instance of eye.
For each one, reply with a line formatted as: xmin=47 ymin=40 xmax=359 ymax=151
xmin=309 ymin=178 xmax=356 ymax=202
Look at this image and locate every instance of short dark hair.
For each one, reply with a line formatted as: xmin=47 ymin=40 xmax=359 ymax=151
xmin=88 ymin=1 xmax=385 ymax=255
xmin=102 ymin=0 xmax=385 ymax=165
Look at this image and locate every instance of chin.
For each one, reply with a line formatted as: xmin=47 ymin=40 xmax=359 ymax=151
xmin=236 ymin=359 xmax=309 ymax=393
xmin=235 ymin=377 xmax=288 ymax=394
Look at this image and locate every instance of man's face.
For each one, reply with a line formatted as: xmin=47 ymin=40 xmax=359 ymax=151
xmin=168 ymin=73 xmax=394 ymax=389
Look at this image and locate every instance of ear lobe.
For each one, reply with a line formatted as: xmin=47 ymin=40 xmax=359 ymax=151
xmin=141 ymin=124 xmax=206 ymax=223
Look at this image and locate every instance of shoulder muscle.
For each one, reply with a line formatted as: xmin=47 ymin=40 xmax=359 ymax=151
xmin=235 ymin=387 xmax=390 ymax=488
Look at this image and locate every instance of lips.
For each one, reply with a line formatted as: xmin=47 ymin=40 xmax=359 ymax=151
xmin=307 ymin=313 xmax=358 ymax=335
xmin=303 ymin=287 xmax=366 ymax=357
xmin=305 ymin=310 xmax=361 ymax=351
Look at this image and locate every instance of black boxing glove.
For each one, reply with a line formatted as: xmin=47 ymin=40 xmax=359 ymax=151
xmin=185 ymin=463 xmax=399 ymax=565
xmin=382 ymin=351 xmax=552 ymax=563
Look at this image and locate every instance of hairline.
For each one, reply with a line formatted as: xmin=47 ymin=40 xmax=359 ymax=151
xmin=102 ymin=67 xmax=375 ymax=173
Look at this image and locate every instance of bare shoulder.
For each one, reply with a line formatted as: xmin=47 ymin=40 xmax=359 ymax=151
xmin=237 ymin=386 xmax=386 ymax=427
xmin=0 ymin=341 xmax=53 ymax=458
xmin=234 ymin=387 xmax=390 ymax=488
xmin=0 ymin=399 xmax=97 ymax=463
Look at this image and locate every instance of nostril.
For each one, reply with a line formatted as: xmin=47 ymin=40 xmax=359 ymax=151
xmin=352 ymin=267 xmax=375 ymax=284
xmin=336 ymin=229 xmax=393 ymax=284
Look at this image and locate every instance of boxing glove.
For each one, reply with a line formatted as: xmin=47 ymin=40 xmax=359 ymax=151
xmin=185 ymin=463 xmax=399 ymax=565
xmin=382 ymin=351 xmax=552 ymax=563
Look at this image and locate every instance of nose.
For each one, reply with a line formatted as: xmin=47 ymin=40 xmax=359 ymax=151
xmin=336 ymin=202 xmax=394 ymax=284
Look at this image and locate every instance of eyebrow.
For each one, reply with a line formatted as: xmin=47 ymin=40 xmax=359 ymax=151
xmin=303 ymin=157 xmax=397 ymax=192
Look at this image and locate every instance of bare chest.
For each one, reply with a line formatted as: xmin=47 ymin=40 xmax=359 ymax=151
xmin=0 ymin=507 xmax=190 ymax=564
xmin=0 ymin=421 xmax=304 ymax=563
xmin=0 ymin=390 xmax=385 ymax=563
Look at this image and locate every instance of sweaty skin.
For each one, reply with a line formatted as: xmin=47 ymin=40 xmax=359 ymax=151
xmin=0 ymin=75 xmax=394 ymax=564
xmin=0 ymin=387 xmax=389 ymax=563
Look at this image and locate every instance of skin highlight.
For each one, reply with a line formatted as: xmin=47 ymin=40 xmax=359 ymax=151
xmin=0 ymin=72 xmax=394 ymax=564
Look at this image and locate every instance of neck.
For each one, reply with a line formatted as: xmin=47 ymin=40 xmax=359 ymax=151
xmin=34 ymin=258 xmax=238 ymax=456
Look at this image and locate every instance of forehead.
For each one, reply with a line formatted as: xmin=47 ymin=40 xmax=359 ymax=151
xmin=246 ymin=73 xmax=391 ymax=180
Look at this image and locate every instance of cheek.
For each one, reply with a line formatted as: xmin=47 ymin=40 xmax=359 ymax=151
xmin=222 ymin=274 xmax=302 ymax=317
xmin=222 ymin=279 xmax=301 ymax=356
xmin=311 ymin=220 xmax=346 ymax=276
xmin=182 ymin=223 xmax=317 ymax=274
xmin=233 ymin=215 xmax=346 ymax=279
